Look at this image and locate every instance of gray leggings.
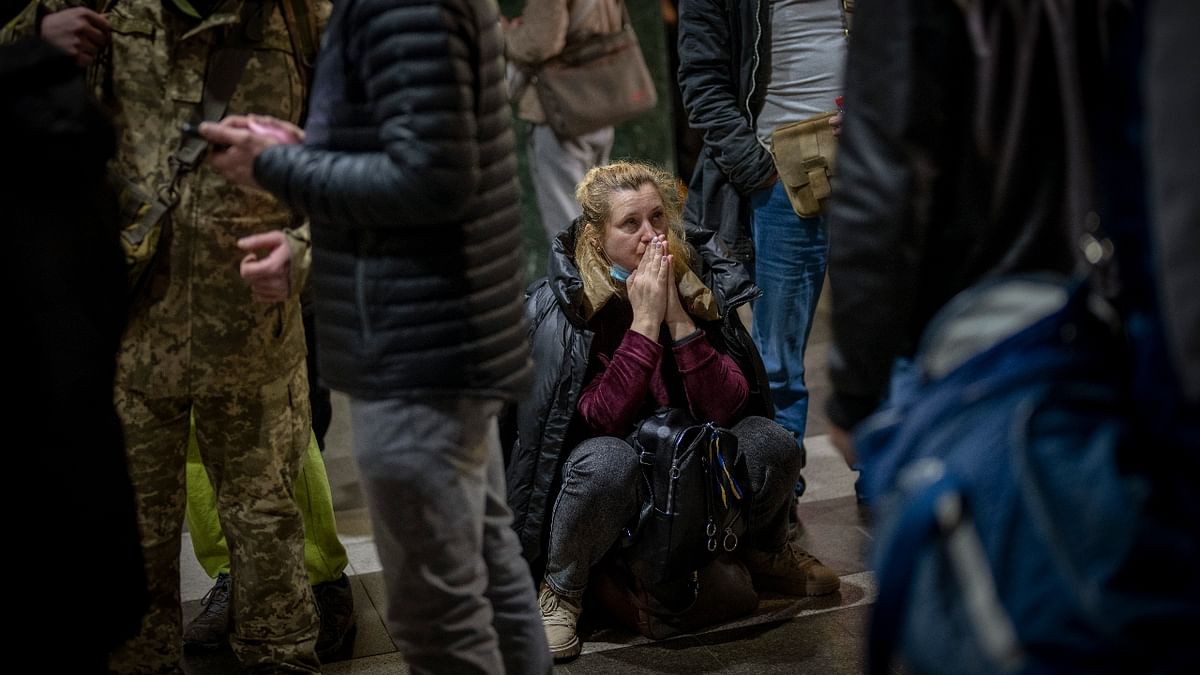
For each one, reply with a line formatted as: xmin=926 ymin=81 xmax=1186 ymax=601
xmin=544 ymin=415 xmax=801 ymax=599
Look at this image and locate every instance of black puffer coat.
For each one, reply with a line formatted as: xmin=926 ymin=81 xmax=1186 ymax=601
xmin=255 ymin=0 xmax=531 ymax=401
xmin=505 ymin=224 xmax=771 ymax=570
xmin=825 ymin=0 xmax=1077 ymax=429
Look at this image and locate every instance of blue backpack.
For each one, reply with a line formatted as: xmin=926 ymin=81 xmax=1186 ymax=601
xmin=858 ymin=276 xmax=1200 ymax=674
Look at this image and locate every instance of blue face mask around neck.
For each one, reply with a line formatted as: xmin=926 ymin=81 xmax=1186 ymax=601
xmin=610 ymin=262 xmax=633 ymax=283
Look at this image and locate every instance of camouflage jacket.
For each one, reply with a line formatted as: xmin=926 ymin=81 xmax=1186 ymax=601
xmin=3 ymin=0 xmax=327 ymax=397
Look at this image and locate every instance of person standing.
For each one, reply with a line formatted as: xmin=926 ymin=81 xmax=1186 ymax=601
xmin=4 ymin=0 xmax=328 ymax=672
xmin=507 ymin=161 xmax=841 ymax=661
xmin=202 ymin=0 xmax=551 ymax=672
xmin=503 ymin=0 xmax=624 ymax=237
xmin=4 ymin=37 xmax=147 ymax=674
xmin=824 ymin=2 xmax=1199 ymax=670
xmin=679 ymin=0 xmax=848 ymax=476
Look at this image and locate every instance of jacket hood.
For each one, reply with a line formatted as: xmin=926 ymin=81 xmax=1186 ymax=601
xmin=546 ymin=220 xmax=589 ymax=326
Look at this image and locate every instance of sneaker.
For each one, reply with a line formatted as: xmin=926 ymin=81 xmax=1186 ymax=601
xmin=538 ymin=582 xmax=582 ymax=662
xmin=314 ymin=573 xmax=357 ymax=661
xmin=743 ymin=542 xmax=841 ymax=596
xmin=183 ymin=573 xmax=232 ymax=650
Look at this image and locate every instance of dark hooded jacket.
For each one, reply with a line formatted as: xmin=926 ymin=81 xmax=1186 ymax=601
xmin=505 ymin=223 xmax=771 ymax=570
xmin=5 ymin=39 xmax=147 ymax=665
xmin=677 ymin=0 xmax=773 ymax=263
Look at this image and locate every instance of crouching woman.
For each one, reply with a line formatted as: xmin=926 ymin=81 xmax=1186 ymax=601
xmin=506 ymin=161 xmax=840 ymax=661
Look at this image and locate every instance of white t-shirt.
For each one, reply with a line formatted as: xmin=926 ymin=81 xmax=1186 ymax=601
xmin=755 ymin=0 xmax=848 ymax=149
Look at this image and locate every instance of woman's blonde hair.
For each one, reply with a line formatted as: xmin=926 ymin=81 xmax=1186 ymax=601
xmin=573 ymin=161 xmax=691 ymax=303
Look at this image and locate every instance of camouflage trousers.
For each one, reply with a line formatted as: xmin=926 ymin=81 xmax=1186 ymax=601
xmin=109 ymin=365 xmax=320 ymax=674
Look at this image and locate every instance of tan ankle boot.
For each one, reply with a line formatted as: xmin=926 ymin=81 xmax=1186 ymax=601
xmin=743 ymin=542 xmax=841 ymax=596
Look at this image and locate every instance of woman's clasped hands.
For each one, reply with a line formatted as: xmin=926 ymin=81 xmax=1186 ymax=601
xmin=627 ymin=235 xmax=695 ymax=340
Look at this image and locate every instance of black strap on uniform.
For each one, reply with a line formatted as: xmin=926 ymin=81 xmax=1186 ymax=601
xmin=125 ymin=0 xmax=266 ymax=281
xmin=172 ymin=0 xmax=267 ymax=175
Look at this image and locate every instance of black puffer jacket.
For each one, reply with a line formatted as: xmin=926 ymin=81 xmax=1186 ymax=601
xmin=505 ymin=224 xmax=771 ymax=570
xmin=255 ymin=0 xmax=531 ymax=400
xmin=677 ymin=0 xmax=773 ymax=263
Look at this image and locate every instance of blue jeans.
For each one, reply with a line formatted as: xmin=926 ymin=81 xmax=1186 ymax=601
xmin=349 ymin=397 xmax=551 ymax=675
xmin=750 ymin=181 xmax=829 ymax=442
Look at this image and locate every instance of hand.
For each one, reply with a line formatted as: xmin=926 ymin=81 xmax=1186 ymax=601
xmin=237 ymin=231 xmax=292 ymax=303
xmin=200 ymin=115 xmax=288 ymax=188
xmin=662 ymin=241 xmax=695 ymax=341
xmin=40 ymin=8 xmax=110 ymax=67
xmin=626 ymin=235 xmax=670 ymax=338
xmin=829 ymin=424 xmax=857 ymax=469
xmin=830 ymin=111 xmax=843 ymax=138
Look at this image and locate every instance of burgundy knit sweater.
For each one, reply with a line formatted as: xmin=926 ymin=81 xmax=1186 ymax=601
xmin=577 ymin=301 xmax=749 ymax=437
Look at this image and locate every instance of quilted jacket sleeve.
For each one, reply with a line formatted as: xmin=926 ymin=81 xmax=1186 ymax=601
xmin=255 ymin=0 xmax=480 ymax=228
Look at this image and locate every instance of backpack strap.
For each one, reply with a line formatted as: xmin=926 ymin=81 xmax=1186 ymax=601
xmin=172 ymin=0 xmax=266 ymax=176
xmin=867 ymin=469 xmax=1023 ymax=675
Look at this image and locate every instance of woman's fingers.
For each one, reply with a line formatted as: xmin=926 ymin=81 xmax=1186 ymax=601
xmin=639 ymin=236 xmax=658 ymax=272
xmin=638 ymin=234 xmax=666 ymax=273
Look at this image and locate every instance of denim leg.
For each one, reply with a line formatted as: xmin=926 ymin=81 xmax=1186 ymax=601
xmin=750 ymin=182 xmax=829 ymax=442
xmin=734 ymin=416 xmax=804 ymax=552
xmin=350 ymin=397 xmax=543 ymax=675
xmin=544 ymin=437 xmax=644 ymax=599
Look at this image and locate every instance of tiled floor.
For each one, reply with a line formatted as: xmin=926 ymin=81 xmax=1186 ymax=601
xmin=182 ymin=289 xmax=874 ymax=673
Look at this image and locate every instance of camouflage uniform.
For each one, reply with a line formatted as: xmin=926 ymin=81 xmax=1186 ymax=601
xmin=4 ymin=1 xmax=321 ymax=672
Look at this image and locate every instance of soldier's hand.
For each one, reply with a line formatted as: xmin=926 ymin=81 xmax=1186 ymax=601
xmin=237 ymin=231 xmax=292 ymax=304
xmin=40 ymin=8 xmax=111 ymax=67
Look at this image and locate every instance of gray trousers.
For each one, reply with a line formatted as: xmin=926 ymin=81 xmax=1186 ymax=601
xmin=349 ymin=397 xmax=551 ymax=675
xmin=528 ymin=123 xmax=614 ymax=238
xmin=544 ymin=415 xmax=801 ymax=599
